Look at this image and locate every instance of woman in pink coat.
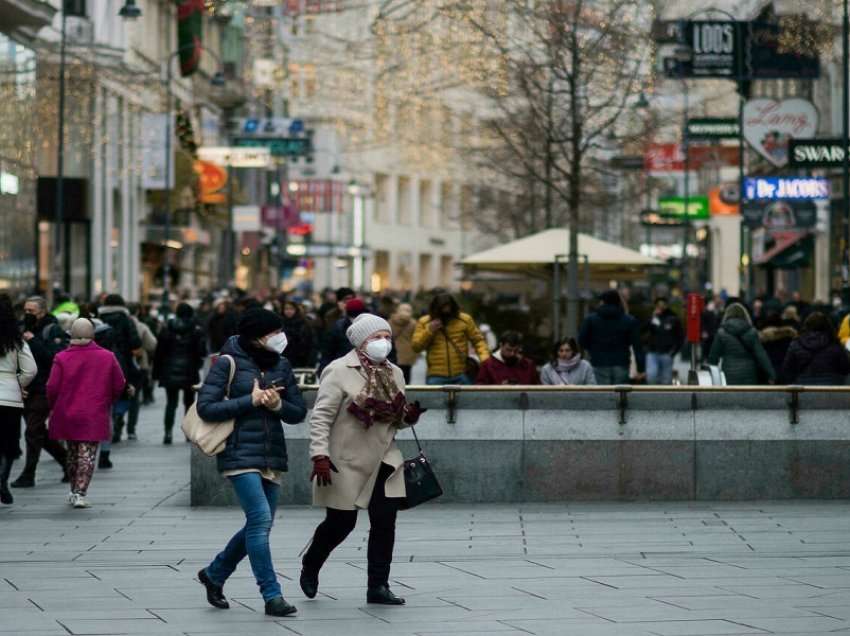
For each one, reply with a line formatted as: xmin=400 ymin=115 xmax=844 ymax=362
xmin=47 ymin=318 xmax=125 ymax=508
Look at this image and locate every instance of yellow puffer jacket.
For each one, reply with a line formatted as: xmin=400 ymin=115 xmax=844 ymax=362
xmin=411 ymin=312 xmax=490 ymax=379
xmin=840 ymin=315 xmax=850 ymax=346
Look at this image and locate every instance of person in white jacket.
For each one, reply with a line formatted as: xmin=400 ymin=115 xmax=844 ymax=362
xmin=0 ymin=295 xmax=37 ymax=504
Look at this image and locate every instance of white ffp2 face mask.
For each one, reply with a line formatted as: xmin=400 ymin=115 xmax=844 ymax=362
xmin=263 ymin=332 xmax=288 ymax=354
xmin=364 ymin=338 xmax=392 ymax=362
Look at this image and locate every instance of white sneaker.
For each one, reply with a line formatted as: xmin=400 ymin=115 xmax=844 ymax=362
xmin=71 ymin=494 xmax=91 ymax=509
xmin=67 ymin=492 xmax=75 ymax=505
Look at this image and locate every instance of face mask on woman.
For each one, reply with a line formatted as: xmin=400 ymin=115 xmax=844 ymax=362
xmin=364 ymin=338 xmax=392 ymax=362
xmin=263 ymin=332 xmax=288 ymax=354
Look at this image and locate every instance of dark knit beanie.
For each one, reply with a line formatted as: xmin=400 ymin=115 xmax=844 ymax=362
xmin=104 ymin=294 xmax=125 ymax=307
xmin=238 ymin=308 xmax=284 ymax=339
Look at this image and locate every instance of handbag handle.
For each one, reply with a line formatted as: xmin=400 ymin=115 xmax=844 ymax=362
xmin=409 ymin=420 xmax=424 ymax=453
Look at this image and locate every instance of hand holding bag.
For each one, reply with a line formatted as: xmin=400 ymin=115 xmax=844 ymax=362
xmin=181 ymin=355 xmax=236 ymax=456
xmin=399 ymin=423 xmax=443 ymax=510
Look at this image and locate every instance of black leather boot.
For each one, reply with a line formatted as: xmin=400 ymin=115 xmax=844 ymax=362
xmin=97 ymin=451 xmax=112 ymax=470
xmin=300 ymin=568 xmax=319 ymax=599
xmin=0 ymin=456 xmax=14 ymax=504
xmin=198 ymin=569 xmax=229 ymax=609
xmin=264 ymin=597 xmax=297 ymax=617
xmin=367 ymin=585 xmax=405 ymax=605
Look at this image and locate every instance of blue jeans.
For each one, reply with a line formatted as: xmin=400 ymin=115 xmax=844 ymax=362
xmin=646 ymin=353 xmax=674 ymax=385
xmin=205 ymin=472 xmax=281 ymax=601
xmin=426 ymin=374 xmax=471 ymax=386
xmin=593 ymin=366 xmax=630 ymax=385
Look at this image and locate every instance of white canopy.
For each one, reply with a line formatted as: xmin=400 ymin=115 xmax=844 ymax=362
xmin=462 ymin=229 xmax=662 ymax=272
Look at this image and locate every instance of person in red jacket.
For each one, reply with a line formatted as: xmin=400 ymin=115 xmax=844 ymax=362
xmin=476 ymin=331 xmax=538 ymax=385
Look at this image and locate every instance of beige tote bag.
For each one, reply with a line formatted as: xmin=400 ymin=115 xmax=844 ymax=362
xmin=181 ymin=355 xmax=236 ymax=456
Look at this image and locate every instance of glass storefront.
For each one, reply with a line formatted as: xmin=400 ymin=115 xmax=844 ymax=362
xmin=0 ymin=33 xmax=37 ymax=295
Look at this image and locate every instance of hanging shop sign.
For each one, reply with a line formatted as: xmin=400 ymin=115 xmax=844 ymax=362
xmin=232 ymin=117 xmax=305 ymax=137
xmin=709 ymin=185 xmax=739 ymax=216
xmin=745 ymin=19 xmax=821 ymax=80
xmin=743 ymin=176 xmax=829 ymax=201
xmin=788 ymin=139 xmax=846 ymax=168
xmin=741 ymin=199 xmax=818 ymax=229
xmin=233 ymin=205 xmax=262 ymax=232
xmin=197 ymin=146 xmax=271 ymax=168
xmin=686 ymin=118 xmax=740 ymax=140
xmin=644 ymin=143 xmax=740 ymax=173
xmin=640 ymin=209 xmax=685 ymax=227
xmin=680 ymin=20 xmax=741 ymax=78
xmin=193 ymin=160 xmax=227 ymax=204
xmin=658 ymin=196 xmax=710 ymax=220
xmin=141 ymin=113 xmax=173 ymax=190
xmin=234 ymin=137 xmax=312 ymax=158
xmin=743 ymin=98 xmax=818 ymax=167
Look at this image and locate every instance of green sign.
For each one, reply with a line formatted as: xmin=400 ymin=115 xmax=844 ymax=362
xmin=686 ymin=118 xmax=740 ymax=140
xmin=234 ymin=137 xmax=312 ymax=158
xmin=658 ymin=196 xmax=710 ymax=220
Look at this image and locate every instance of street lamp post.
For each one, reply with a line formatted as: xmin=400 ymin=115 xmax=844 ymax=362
xmin=159 ymin=45 xmax=225 ymax=316
xmin=348 ymin=179 xmax=368 ymax=292
xmin=843 ymin=0 xmax=849 ymax=304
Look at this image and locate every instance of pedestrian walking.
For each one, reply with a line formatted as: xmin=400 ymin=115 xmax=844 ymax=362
xmin=476 ymin=330 xmax=538 ymax=385
xmin=153 ymin=303 xmax=207 ymax=444
xmin=207 ymin=297 xmax=238 ymax=354
xmin=318 ymin=297 xmax=369 ymax=374
xmin=301 ymin=313 xmax=426 ymax=606
xmin=196 ymin=309 xmax=307 ymax=617
xmin=0 ymin=295 xmax=37 ymax=504
xmin=759 ymin=311 xmax=797 ymax=384
xmin=411 ymin=292 xmax=490 ymax=385
xmin=127 ymin=303 xmax=157 ymax=440
xmin=540 ymin=338 xmax=596 ymax=385
xmin=281 ymin=301 xmax=315 ymax=368
xmin=707 ymin=303 xmax=775 ymax=385
xmin=46 ymin=318 xmax=126 ymax=508
xmin=578 ymin=290 xmax=645 ymax=385
xmin=11 ymin=296 xmax=67 ymax=488
xmin=389 ymin=303 xmax=417 ymax=383
xmin=782 ymin=312 xmax=850 ymax=386
xmin=97 ymin=295 xmax=142 ymax=443
xmin=644 ymin=298 xmax=683 ymax=385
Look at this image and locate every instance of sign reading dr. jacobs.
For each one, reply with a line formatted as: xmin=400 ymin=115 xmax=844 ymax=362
xmin=743 ymin=177 xmax=829 ymax=201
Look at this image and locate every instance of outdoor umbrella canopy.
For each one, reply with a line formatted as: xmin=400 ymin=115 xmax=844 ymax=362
xmin=462 ymin=229 xmax=663 ymax=277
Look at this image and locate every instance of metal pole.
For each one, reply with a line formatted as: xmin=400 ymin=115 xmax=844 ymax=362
xmin=161 ymin=61 xmax=172 ymax=316
xmin=552 ymin=258 xmax=560 ymax=341
xmin=227 ymin=165 xmax=234 ymax=288
xmin=52 ymin=1 xmax=67 ymax=303
xmin=682 ymin=78 xmax=690 ymax=292
xmin=841 ymin=0 xmax=850 ymax=306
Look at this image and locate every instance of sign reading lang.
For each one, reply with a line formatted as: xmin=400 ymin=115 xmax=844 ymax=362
xmin=743 ymin=98 xmax=818 ymax=167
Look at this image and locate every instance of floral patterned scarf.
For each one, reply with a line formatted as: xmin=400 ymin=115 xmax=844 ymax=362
xmin=347 ymin=350 xmax=406 ymax=428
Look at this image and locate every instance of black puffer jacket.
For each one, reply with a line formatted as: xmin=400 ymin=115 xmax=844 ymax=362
xmin=153 ymin=318 xmax=207 ymax=388
xmin=282 ymin=315 xmax=315 ymax=368
xmin=98 ymin=306 xmax=142 ymax=385
xmin=782 ymin=332 xmax=850 ymax=386
xmin=196 ymin=336 xmax=307 ymax=472
xmin=578 ymin=304 xmax=645 ymax=372
xmin=22 ymin=313 xmax=57 ymax=395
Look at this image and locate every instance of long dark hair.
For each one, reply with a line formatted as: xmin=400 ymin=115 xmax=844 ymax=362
xmin=428 ymin=292 xmax=460 ymax=321
xmin=551 ymin=337 xmax=579 ymax=363
xmin=0 ymin=294 xmax=23 ymax=356
xmin=801 ymin=311 xmax=836 ymax=341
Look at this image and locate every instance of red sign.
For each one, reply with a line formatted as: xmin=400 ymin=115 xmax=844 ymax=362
xmin=686 ymin=293 xmax=704 ymax=344
xmin=283 ymin=179 xmax=345 ymax=213
xmin=645 ymin=143 xmax=740 ymax=173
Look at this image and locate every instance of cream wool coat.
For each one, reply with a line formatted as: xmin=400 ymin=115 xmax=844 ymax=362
xmin=309 ymin=350 xmax=409 ymax=510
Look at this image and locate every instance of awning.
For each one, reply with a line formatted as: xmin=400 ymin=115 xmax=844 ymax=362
xmin=754 ymin=231 xmax=813 ymax=269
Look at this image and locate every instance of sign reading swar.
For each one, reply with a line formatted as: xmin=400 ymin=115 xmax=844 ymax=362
xmin=197 ymin=146 xmax=271 ymax=168
xmin=789 ymin=139 xmax=847 ymax=167
xmin=743 ymin=177 xmax=829 ymax=201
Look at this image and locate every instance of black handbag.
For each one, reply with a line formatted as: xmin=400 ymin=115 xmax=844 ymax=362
xmin=399 ymin=425 xmax=443 ymax=510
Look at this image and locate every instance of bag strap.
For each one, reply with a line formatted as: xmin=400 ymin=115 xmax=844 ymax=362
xmin=442 ymin=327 xmax=468 ymax=359
xmin=409 ymin=422 xmax=424 ymax=453
xmin=221 ymin=354 xmax=236 ymax=398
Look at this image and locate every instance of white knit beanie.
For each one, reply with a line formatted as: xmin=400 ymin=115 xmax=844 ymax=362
xmin=346 ymin=313 xmax=392 ymax=348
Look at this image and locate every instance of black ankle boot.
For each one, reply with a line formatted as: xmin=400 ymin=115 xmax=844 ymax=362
xmin=0 ymin=457 xmax=14 ymax=505
xmin=367 ymin=585 xmax=405 ymax=605
xmin=198 ymin=569 xmax=229 ymax=609
xmin=264 ymin=597 xmax=297 ymax=617
xmin=300 ymin=568 xmax=319 ymax=599
xmin=97 ymin=451 xmax=112 ymax=469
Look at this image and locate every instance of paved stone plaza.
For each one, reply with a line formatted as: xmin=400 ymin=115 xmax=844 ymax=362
xmin=2 ymin=400 xmax=850 ymax=636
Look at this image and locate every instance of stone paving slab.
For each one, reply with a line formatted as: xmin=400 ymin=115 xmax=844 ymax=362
xmin=2 ymin=395 xmax=850 ymax=635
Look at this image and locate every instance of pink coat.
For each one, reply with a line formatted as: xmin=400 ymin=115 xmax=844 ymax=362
xmin=47 ymin=342 xmax=126 ymax=442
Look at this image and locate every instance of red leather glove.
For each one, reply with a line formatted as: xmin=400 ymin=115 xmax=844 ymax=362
xmin=403 ymin=400 xmax=427 ymax=425
xmin=310 ymin=456 xmax=338 ymax=487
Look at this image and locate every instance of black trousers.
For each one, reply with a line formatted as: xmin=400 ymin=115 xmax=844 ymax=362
xmin=164 ymin=387 xmax=196 ymax=433
xmin=21 ymin=393 xmax=66 ymax=476
xmin=303 ymin=463 xmax=401 ymax=588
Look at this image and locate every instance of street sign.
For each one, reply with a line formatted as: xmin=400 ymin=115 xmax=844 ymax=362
xmin=658 ymin=196 xmax=710 ymax=220
xmin=232 ymin=117 xmax=306 ymax=137
xmin=234 ymin=137 xmax=312 ymax=158
xmin=743 ymin=177 xmax=829 ymax=201
xmin=788 ymin=139 xmax=846 ymax=167
xmin=197 ymin=146 xmax=271 ymax=168
xmin=610 ymin=155 xmax=644 ymax=170
xmin=686 ymin=118 xmax=740 ymax=140
xmin=639 ymin=209 xmax=685 ymax=227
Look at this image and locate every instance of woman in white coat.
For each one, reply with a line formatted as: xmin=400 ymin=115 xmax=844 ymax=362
xmin=300 ymin=313 xmax=425 ymax=606
xmin=0 ymin=295 xmax=37 ymax=504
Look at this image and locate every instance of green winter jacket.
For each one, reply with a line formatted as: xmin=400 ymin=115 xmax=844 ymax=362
xmin=708 ymin=317 xmax=775 ymax=385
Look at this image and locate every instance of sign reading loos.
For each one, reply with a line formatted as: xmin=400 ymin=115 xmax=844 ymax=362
xmin=744 ymin=177 xmax=829 ymax=201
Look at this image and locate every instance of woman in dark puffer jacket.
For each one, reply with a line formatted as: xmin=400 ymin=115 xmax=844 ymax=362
xmin=196 ymin=309 xmax=307 ymax=617
xmin=782 ymin=312 xmax=850 ymax=386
